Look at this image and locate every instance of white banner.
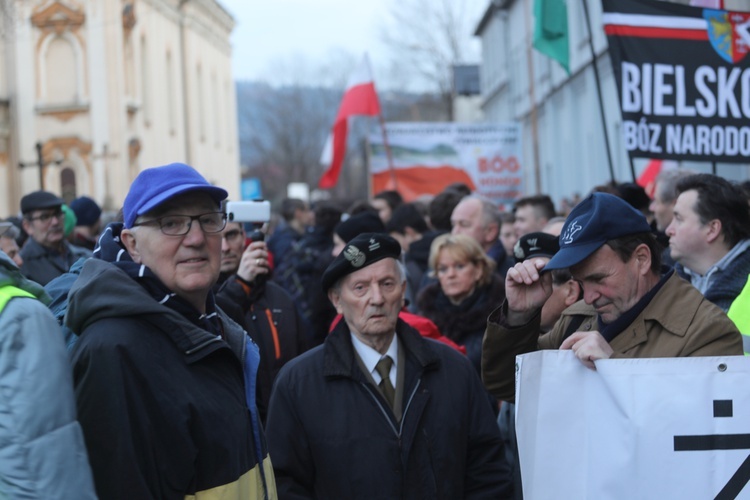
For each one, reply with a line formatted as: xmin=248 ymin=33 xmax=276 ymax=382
xmin=516 ymin=351 xmax=750 ymax=499
xmin=368 ymin=122 xmax=523 ymax=209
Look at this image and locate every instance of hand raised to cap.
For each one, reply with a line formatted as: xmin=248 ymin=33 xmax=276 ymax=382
xmin=505 ymin=258 xmax=553 ymax=326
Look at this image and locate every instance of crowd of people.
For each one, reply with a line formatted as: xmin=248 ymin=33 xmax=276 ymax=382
xmin=0 ymin=162 xmax=748 ymax=499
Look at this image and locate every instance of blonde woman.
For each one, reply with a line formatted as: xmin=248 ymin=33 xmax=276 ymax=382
xmin=417 ymin=234 xmax=505 ymax=372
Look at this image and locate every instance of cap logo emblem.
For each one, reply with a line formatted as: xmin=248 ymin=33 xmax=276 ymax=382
xmin=368 ymin=237 xmax=381 ymax=252
xmin=561 ymin=220 xmax=583 ymax=245
xmin=343 ymin=245 xmax=366 ymax=267
xmin=527 ymin=238 xmax=541 ymax=251
xmin=514 ymin=242 xmax=525 ymax=260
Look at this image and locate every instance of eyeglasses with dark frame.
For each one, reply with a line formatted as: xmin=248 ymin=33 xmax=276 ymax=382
xmin=27 ymin=209 xmax=65 ymax=223
xmin=133 ymin=212 xmax=227 ymax=236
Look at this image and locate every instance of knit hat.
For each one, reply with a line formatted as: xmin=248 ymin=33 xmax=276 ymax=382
xmin=70 ymin=196 xmax=102 ymax=226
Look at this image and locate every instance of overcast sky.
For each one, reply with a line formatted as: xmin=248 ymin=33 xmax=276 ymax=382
xmin=219 ymin=0 xmax=389 ymax=84
xmin=218 ymin=0 xmax=487 ymax=90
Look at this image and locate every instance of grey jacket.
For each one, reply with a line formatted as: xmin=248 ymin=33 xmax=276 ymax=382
xmin=0 ymin=251 xmax=96 ymax=499
xmin=19 ymin=238 xmax=91 ymax=286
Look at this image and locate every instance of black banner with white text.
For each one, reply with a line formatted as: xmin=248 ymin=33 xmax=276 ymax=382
xmin=602 ymin=0 xmax=750 ymax=162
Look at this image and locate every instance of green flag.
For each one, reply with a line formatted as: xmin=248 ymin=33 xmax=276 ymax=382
xmin=533 ymin=0 xmax=569 ymax=73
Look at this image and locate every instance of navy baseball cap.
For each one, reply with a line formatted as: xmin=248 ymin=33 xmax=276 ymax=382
xmin=321 ymin=232 xmax=401 ymax=292
xmin=123 ymin=163 xmax=228 ymax=228
xmin=544 ymin=192 xmax=652 ymax=271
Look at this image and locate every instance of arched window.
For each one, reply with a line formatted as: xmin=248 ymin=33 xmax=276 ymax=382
xmin=124 ymin=36 xmax=135 ymax=98
xmin=141 ymin=35 xmax=150 ymax=125
xmin=44 ymin=36 xmax=78 ymax=104
xmin=61 ymin=167 xmax=77 ymax=203
xmin=197 ymin=64 xmax=205 ymax=142
xmin=166 ymin=51 xmax=176 ymax=134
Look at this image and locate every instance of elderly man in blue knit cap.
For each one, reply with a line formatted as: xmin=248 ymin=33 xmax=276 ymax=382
xmin=482 ymin=192 xmax=743 ymax=402
xmin=66 ymin=163 xmax=276 ymax=499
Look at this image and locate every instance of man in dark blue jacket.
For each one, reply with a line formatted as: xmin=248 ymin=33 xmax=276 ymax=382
xmin=67 ymin=163 xmax=275 ymax=499
xmin=266 ymin=232 xmax=512 ymax=499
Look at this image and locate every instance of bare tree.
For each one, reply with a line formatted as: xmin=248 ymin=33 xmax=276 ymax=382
xmin=380 ymin=0 xmax=484 ymax=117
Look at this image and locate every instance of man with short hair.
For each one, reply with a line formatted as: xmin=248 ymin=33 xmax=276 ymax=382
xmin=386 ymin=203 xmax=432 ymax=309
xmin=267 ymin=197 xmax=313 ymax=268
xmin=0 ymin=221 xmax=23 ymax=266
xmin=666 ymin=174 xmax=750 ymax=314
xmin=19 ymin=191 xmax=91 ymax=285
xmin=650 ymin=170 xmax=695 ymax=232
xmin=451 ymin=194 xmax=512 ymax=276
xmin=499 ymin=212 xmax=517 ymax=258
xmin=66 ymin=163 xmax=276 ymax=499
xmin=482 ymin=192 xmax=742 ymax=402
xmin=513 ymin=194 xmax=556 ymax=238
xmin=215 ymin=218 xmax=308 ymax=422
xmin=266 ymin=232 xmax=512 ymax=498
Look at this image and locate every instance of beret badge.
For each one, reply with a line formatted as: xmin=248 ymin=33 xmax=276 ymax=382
xmin=343 ymin=245 xmax=366 ymax=267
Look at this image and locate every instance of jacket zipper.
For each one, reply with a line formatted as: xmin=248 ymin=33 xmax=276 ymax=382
xmin=359 ymin=378 xmax=422 ymax=439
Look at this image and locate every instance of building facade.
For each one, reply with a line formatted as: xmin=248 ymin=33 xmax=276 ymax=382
xmin=475 ymin=0 xmax=749 ymax=205
xmin=0 ymin=0 xmax=240 ymax=217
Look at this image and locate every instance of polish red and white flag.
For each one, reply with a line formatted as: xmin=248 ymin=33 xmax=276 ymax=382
xmin=318 ymin=54 xmax=381 ymax=189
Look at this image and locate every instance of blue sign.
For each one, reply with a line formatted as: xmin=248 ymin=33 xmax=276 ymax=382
xmin=241 ymin=177 xmax=262 ymax=200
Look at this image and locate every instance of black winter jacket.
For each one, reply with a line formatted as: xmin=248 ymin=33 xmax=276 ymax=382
xmin=67 ymin=259 xmax=276 ymax=499
xmin=266 ymin=318 xmax=512 ymax=499
xmin=216 ymin=276 xmax=309 ymax=422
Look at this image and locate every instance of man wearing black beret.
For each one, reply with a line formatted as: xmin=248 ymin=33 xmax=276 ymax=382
xmin=19 ymin=190 xmax=91 ymax=285
xmin=266 ymin=232 xmax=512 ymax=498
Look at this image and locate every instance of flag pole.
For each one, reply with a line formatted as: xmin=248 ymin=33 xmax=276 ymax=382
xmin=581 ymin=0 xmax=620 ymax=183
xmin=377 ymin=113 xmax=398 ymax=191
xmin=524 ymin=1 xmax=542 ymax=194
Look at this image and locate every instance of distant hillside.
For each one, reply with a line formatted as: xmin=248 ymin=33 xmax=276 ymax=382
xmin=235 ymin=81 xmax=449 ymax=168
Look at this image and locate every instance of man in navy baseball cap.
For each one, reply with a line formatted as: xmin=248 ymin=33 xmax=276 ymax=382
xmin=482 ymin=192 xmax=742 ymax=401
xmin=543 ymin=192 xmax=652 ymax=271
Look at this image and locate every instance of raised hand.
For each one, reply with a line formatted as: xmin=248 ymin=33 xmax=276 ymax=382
xmin=505 ymin=258 xmax=553 ymax=326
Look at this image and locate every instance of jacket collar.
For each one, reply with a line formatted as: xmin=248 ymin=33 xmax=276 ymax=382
xmin=21 ymin=237 xmax=59 ymax=258
xmin=612 ymin=271 xmax=697 ymax=351
xmin=69 ymin=259 xmax=246 ymax=364
xmin=322 ymin=317 xmax=441 ymax=379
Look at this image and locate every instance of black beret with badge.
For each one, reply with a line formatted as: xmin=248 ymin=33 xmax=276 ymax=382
xmin=321 ymin=232 xmax=401 ymax=292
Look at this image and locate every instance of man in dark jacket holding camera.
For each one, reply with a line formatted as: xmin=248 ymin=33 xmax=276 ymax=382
xmin=215 ymin=218 xmax=309 ymax=422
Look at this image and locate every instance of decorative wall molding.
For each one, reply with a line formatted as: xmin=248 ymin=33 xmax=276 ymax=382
xmin=31 ymin=1 xmax=86 ymax=34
